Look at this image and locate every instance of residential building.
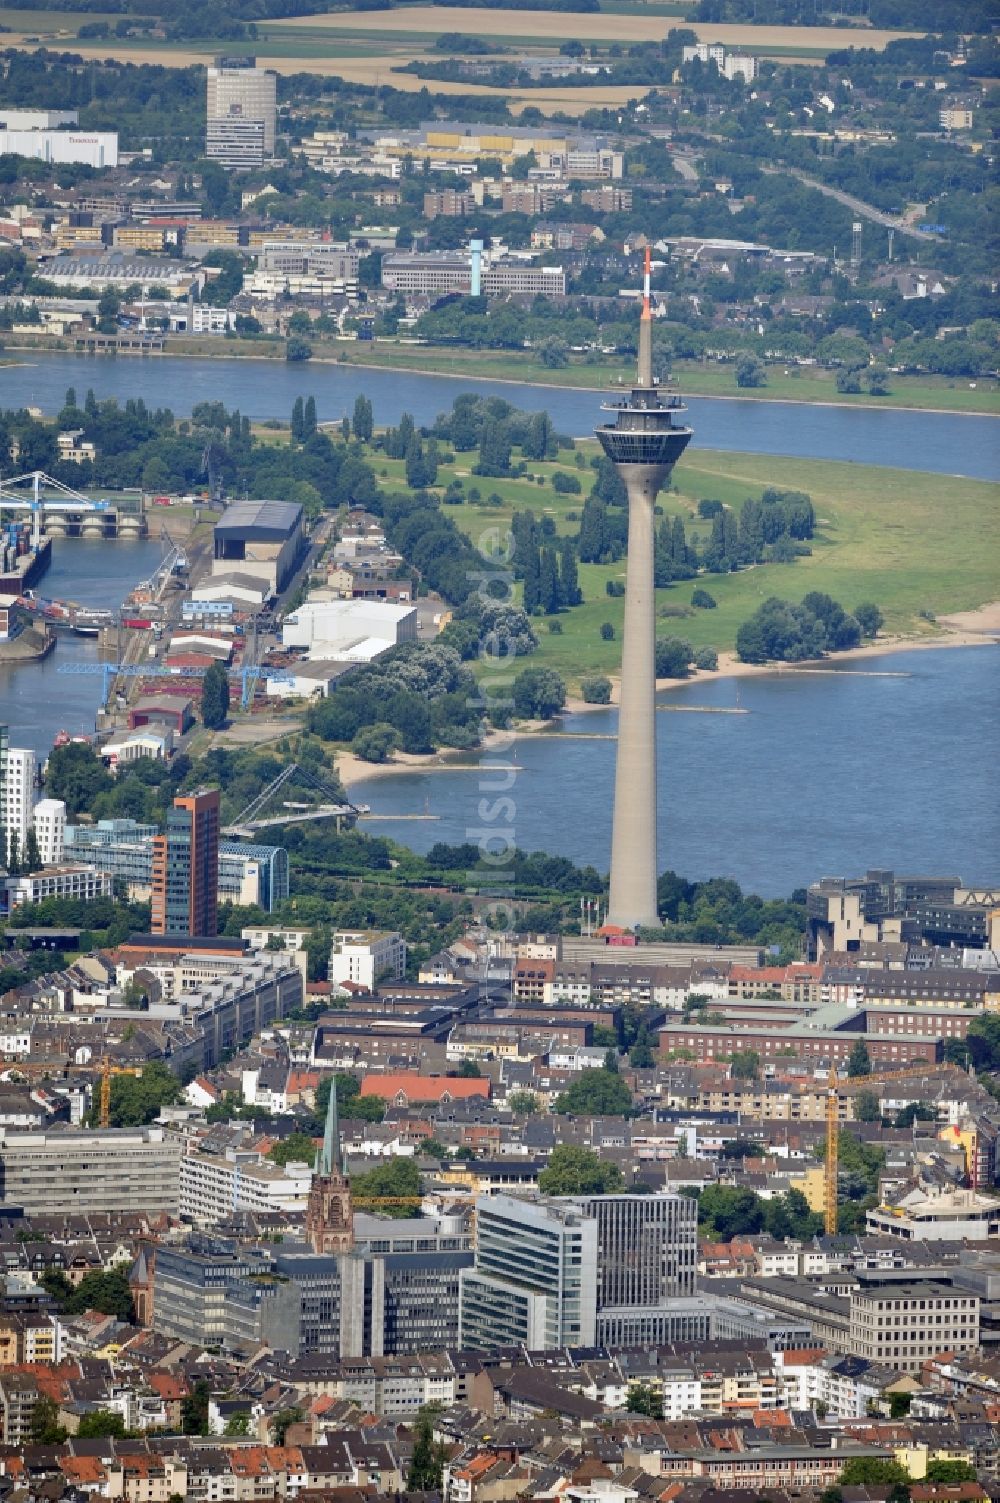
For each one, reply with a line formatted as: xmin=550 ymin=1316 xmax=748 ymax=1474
xmin=0 ymin=1125 xmax=181 ymax=1215
xmin=151 ymin=789 xmax=221 ymax=937
xmin=424 ymin=189 xmax=475 ymax=217
xmin=206 ymin=56 xmax=277 ymax=167
xmin=5 ymin=865 xmax=112 ymax=908
xmin=329 ymin=931 xmax=407 ymax=991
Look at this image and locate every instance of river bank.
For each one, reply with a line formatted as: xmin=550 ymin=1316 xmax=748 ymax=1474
xmin=6 ymin=338 xmax=998 ymax=417
xmin=338 ymin=607 xmax=1000 ymax=793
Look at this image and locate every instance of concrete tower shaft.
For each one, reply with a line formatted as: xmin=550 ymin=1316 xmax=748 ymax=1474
xmin=595 ymin=246 xmax=692 ymax=928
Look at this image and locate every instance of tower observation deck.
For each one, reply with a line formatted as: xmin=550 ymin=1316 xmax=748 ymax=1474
xmin=595 ymin=247 xmax=692 ymax=930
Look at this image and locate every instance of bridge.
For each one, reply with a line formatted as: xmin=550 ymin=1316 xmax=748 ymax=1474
xmin=0 ymin=471 xmax=143 ymax=544
xmin=223 ymin=761 xmax=364 ymax=837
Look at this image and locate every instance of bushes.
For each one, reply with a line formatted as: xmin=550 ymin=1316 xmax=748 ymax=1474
xmin=655 ymin=637 xmax=693 ymax=678
xmin=552 ymin=470 xmax=581 ymax=494
xmin=580 ymin=675 xmax=612 ymax=704
xmin=512 ymin=667 xmax=566 ymax=720
xmin=692 ymin=587 xmax=716 ymax=609
xmin=736 ymin=592 xmax=869 ymax=664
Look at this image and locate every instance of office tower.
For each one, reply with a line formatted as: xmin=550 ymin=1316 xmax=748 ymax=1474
xmin=206 ymin=56 xmax=277 ymax=168
xmin=595 ymin=247 xmax=692 ymax=928
xmin=459 ymin=1194 xmax=599 ymax=1350
xmin=305 ymin=1078 xmax=353 ymax=1255
xmin=151 ymin=789 xmax=220 ymax=937
xmin=0 ymin=742 xmax=36 ymax=856
xmin=459 ymin=1192 xmax=701 ymax=1353
xmin=32 ymin=799 xmax=66 ymax=866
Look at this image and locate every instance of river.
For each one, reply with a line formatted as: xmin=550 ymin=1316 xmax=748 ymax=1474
xmin=349 ymin=646 xmax=1000 ymax=896
xmin=2 ymin=355 xmax=997 ymax=893
xmin=5 ymin=349 xmax=998 ymax=480
xmin=0 ymin=537 xmax=165 ymax=755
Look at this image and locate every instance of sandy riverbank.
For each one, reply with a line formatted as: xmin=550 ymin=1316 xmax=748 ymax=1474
xmin=338 ymin=608 xmax=999 ymax=790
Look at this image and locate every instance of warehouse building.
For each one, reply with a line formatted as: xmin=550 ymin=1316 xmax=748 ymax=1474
xmin=213 ymin=499 xmax=305 ymax=594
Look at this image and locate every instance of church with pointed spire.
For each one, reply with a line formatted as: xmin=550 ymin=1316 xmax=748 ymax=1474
xmin=305 ymin=1077 xmax=353 ymax=1255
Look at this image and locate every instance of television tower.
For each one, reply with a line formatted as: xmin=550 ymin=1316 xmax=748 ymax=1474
xmin=595 ymin=246 xmax=692 ymax=929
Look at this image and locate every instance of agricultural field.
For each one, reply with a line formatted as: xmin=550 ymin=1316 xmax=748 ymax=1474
xmin=376 ymin=444 xmax=999 ymax=688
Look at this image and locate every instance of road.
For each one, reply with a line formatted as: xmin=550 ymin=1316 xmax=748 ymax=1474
xmin=762 ymin=164 xmax=938 ymax=241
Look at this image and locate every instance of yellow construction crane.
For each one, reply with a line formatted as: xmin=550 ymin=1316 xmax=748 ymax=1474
xmin=824 ymin=1065 xmax=839 ymax=1236
xmin=98 ymin=1058 xmax=144 ymax=1129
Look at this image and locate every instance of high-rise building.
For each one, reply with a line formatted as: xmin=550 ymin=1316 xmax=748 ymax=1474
xmin=459 ymin=1192 xmax=701 ymax=1352
xmin=459 ymin=1195 xmax=599 ymax=1350
xmin=31 ymin=799 xmax=66 ymax=866
xmin=151 ymin=789 xmax=221 ymax=937
xmin=595 ymin=248 xmax=692 ymax=928
xmin=0 ymin=742 xmax=37 ymax=854
xmin=206 ymin=56 xmax=277 ymax=168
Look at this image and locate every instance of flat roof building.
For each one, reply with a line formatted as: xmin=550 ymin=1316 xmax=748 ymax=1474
xmin=0 ymin=1125 xmax=181 ymax=1215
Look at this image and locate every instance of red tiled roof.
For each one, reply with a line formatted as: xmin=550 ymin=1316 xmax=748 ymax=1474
xmin=360 ymin=1072 xmax=490 ymax=1103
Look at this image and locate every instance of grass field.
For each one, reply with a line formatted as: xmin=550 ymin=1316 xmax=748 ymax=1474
xmin=378 ymin=445 xmax=999 ymax=689
xmin=282 ymin=8 xmax=919 ymax=51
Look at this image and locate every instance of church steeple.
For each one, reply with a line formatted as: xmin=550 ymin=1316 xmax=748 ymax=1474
xmin=305 ymin=1077 xmax=353 ymax=1255
xmin=317 ymin=1073 xmax=342 ymax=1177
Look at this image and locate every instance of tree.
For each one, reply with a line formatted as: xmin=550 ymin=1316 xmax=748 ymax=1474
xmin=854 ymin=1089 xmax=881 ymax=1122
xmin=225 ymin=1410 xmax=251 ymax=1435
xmin=729 ymin=1050 xmax=760 ymax=1080
xmin=847 ymin=1038 xmax=872 ymax=1078
xmin=78 ymin=1410 xmax=126 ymax=1439
xmin=894 ymin=1102 xmax=937 ymax=1128
xmin=408 ymin=1415 xmax=447 ymax=1491
xmin=267 ymin=1132 xmax=316 ymax=1167
xmin=538 ymin=1144 xmax=624 ymax=1195
xmin=626 ymin=1383 xmax=663 ymax=1417
xmin=924 ymin=1462 xmax=977 ymax=1483
xmin=272 ymin=1407 xmax=304 ymax=1445
xmin=839 ymin=1460 xmax=910 ymax=1487
xmin=697 ymin=1184 xmax=765 ymax=1239
xmin=201 ymin=661 xmax=230 ymax=729
xmin=512 ymin=666 xmax=565 ymax=720
xmin=291 ymin=395 xmax=304 ymax=441
xmin=855 ymin=602 xmax=884 ymax=638
xmin=735 ymin=354 xmax=766 ymax=388
xmin=89 ymin=1059 xmax=181 ymax=1128
xmin=286 ymin=338 xmax=312 ymax=362
xmin=182 ymin=1380 xmax=210 ymax=1436
xmin=457 ymin=1059 xmax=482 ymax=1078
xmin=508 ymin=1090 xmax=540 ymax=1115
xmin=352 ymin=394 xmax=374 ymax=442
xmin=630 ymin=1025 xmax=655 ymax=1069
xmin=303 ymin=395 xmax=317 ymax=438
xmin=30 ymin=1394 xmax=66 ymax=1444
xmin=351 ymin=1155 xmax=421 ymax=1216
xmin=692 ymin=587 xmax=716 ymax=609
xmin=655 ymin=637 xmax=693 ymax=679
xmin=553 ymin=1069 xmax=634 ymax=1118
xmin=44 ymin=741 xmax=112 ymax=815
xmin=580 ymin=675 xmax=612 ymax=704
xmin=351 ymin=723 xmax=401 ymax=764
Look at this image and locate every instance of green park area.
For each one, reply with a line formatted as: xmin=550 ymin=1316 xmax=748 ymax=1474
xmin=376 ymin=440 xmax=999 ymax=688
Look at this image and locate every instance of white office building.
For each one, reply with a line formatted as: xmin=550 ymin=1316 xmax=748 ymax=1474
xmin=32 ymin=799 xmax=66 ymax=866
xmin=206 ymin=56 xmax=277 ymax=167
xmin=0 ymin=745 xmax=36 ymax=847
xmin=180 ymin=1145 xmax=313 ymax=1226
xmin=328 ymin=930 xmax=407 ymax=991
